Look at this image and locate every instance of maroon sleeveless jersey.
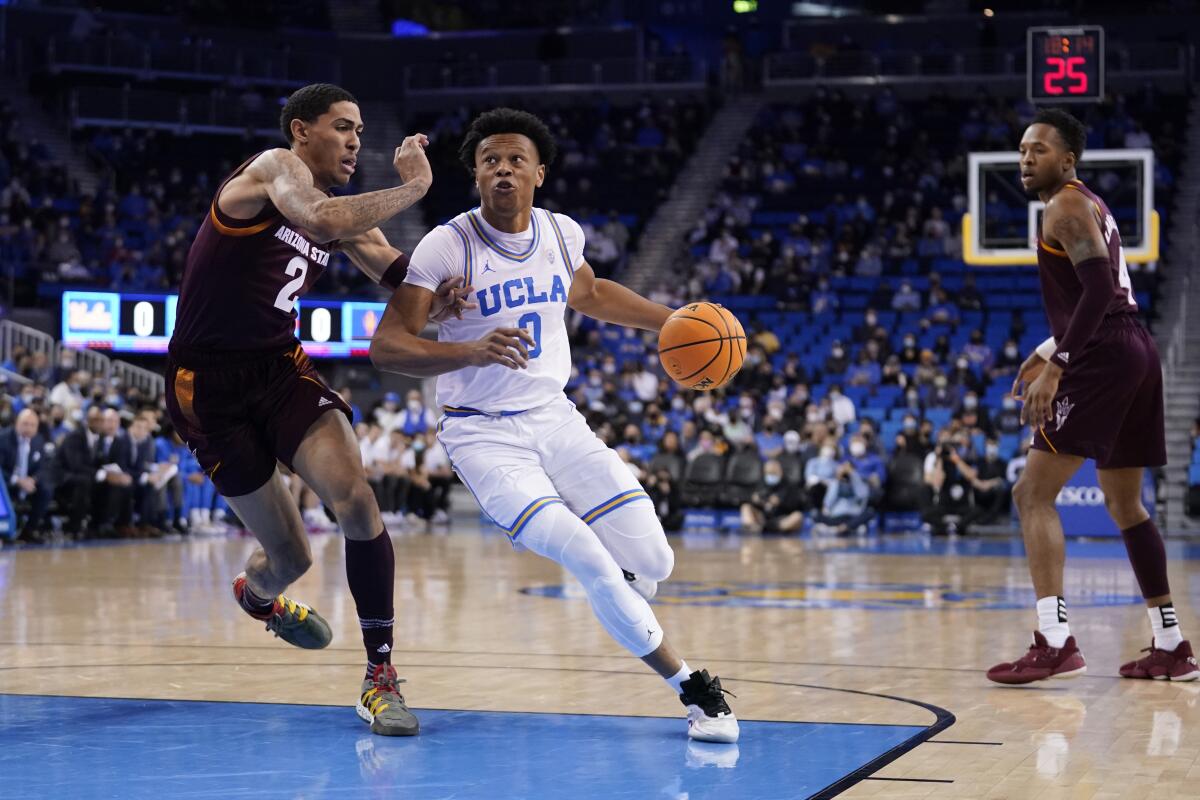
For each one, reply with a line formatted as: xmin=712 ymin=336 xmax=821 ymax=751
xmin=1035 ymin=179 xmax=1138 ymax=341
xmin=170 ymin=152 xmax=337 ymax=358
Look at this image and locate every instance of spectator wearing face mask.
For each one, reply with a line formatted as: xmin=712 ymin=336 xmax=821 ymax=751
xmin=645 ymin=464 xmax=684 ymax=532
xmin=621 ymin=423 xmax=657 ymax=464
xmin=826 ymin=384 xmax=856 ymax=428
xmin=924 ymin=372 xmax=960 ymax=409
xmin=914 ymin=350 xmax=939 ymax=386
xmin=398 ymin=390 xmax=436 ymax=436
xmin=948 ymin=355 xmax=982 ymax=395
xmin=956 ymin=393 xmax=994 ymax=438
xmin=846 ymin=350 xmax=881 ymax=387
xmin=964 ymin=438 xmax=1010 ymax=525
xmin=755 ymin=422 xmax=785 ymax=460
xmin=892 ymin=281 xmax=921 ymax=311
xmin=847 ymin=433 xmax=885 ymax=505
xmin=373 ymin=391 xmax=402 ymax=431
xmin=804 ymin=440 xmax=839 ymax=508
xmin=853 ymin=309 xmax=878 ymax=343
xmin=993 ymin=394 xmax=1023 ymax=435
xmin=962 ymin=329 xmax=993 ymax=372
xmin=990 ymin=338 xmax=1023 ymax=380
xmin=924 ymin=288 xmax=958 ymax=325
xmin=812 ymin=461 xmax=874 ymax=536
xmin=897 ymin=334 xmax=920 ymax=364
xmin=881 ymin=355 xmax=908 ymax=388
xmin=823 ymin=342 xmax=849 ymax=376
xmin=632 ymin=356 xmax=660 ymax=403
xmin=741 ymin=459 xmax=805 ymax=534
xmin=923 ymin=431 xmax=975 ymax=535
xmin=957 ymin=273 xmax=984 ymax=311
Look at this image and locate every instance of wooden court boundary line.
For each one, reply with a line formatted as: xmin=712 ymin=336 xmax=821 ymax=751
xmin=0 ymin=664 xmax=957 ymax=799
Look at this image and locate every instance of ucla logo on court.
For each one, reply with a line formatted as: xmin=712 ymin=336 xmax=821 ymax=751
xmin=521 ymin=580 xmax=1145 ymax=610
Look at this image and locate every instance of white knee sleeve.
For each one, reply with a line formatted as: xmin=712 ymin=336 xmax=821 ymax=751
xmin=588 ymin=503 xmax=675 ymax=582
xmin=521 ymin=503 xmax=665 ymax=657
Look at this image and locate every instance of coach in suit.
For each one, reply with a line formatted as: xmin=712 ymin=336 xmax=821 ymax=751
xmin=55 ymin=404 xmax=117 ymax=538
xmin=92 ymin=407 xmax=136 ymax=536
xmin=0 ymin=408 xmax=55 ymax=541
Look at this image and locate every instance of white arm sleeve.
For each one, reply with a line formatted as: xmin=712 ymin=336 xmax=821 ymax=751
xmin=403 ymin=225 xmax=463 ymax=294
xmin=1035 ymin=336 xmax=1057 ymax=361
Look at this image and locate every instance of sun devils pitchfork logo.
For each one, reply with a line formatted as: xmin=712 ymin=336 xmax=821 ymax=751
xmin=1054 ymin=396 xmax=1075 ymax=431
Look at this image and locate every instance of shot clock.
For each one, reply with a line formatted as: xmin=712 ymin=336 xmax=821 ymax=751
xmin=1027 ymin=26 xmax=1104 ymax=104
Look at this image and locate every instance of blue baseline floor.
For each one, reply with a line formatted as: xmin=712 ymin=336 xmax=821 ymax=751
xmin=0 ymin=694 xmax=923 ymax=800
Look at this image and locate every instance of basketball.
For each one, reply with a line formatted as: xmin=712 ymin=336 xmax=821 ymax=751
xmin=658 ymin=302 xmax=747 ymax=391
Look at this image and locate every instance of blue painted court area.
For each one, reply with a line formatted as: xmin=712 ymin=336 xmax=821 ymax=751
xmin=0 ymin=694 xmax=923 ymax=800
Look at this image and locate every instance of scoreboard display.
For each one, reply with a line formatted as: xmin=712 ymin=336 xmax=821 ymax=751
xmin=1027 ymin=26 xmax=1105 ymax=104
xmin=60 ymin=291 xmax=389 ymax=357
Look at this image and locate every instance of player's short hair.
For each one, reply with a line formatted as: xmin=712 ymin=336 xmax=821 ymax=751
xmin=1033 ymin=108 xmax=1087 ymax=162
xmin=458 ymin=108 xmax=558 ymax=173
xmin=280 ymin=83 xmax=358 ymax=143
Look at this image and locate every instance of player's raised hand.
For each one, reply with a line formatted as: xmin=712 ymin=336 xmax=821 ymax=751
xmin=429 ymin=276 xmax=478 ymax=323
xmin=466 ymin=327 xmax=537 ymax=370
xmin=394 ymin=134 xmax=432 ymax=186
xmin=1010 ymin=350 xmax=1046 ymax=401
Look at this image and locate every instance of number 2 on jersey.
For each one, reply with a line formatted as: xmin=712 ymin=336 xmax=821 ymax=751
xmin=273 ymin=256 xmax=308 ymax=313
xmin=518 ymin=311 xmax=542 ymax=359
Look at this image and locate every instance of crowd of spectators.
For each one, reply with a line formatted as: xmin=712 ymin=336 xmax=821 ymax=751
xmin=416 ymin=96 xmax=710 ymax=278
xmin=0 ymin=346 xmax=451 ymax=543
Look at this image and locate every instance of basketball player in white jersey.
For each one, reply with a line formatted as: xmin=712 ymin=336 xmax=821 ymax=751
xmin=369 ymin=108 xmax=738 ymax=743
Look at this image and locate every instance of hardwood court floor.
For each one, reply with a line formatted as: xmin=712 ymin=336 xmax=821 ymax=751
xmin=2 ymin=523 xmax=1198 ymax=799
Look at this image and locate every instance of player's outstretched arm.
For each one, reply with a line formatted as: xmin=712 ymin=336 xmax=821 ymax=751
xmin=244 ymin=138 xmax=431 ymax=241
xmin=567 ymin=261 xmax=673 ymax=331
xmin=370 ymin=284 xmax=533 ymax=377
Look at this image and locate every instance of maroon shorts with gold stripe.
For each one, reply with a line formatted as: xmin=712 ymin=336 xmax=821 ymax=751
xmin=164 ymin=341 xmax=352 ymax=497
xmin=1030 ymin=316 xmax=1166 ymax=469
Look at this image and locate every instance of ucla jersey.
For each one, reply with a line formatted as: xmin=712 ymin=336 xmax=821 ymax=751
xmin=404 ymin=207 xmax=584 ymax=414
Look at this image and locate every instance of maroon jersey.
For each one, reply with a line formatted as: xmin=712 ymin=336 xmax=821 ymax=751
xmin=1036 ymin=179 xmax=1138 ymax=341
xmin=170 ymin=152 xmax=337 ymax=359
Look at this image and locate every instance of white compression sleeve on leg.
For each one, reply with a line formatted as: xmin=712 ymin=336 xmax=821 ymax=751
xmin=520 ymin=502 xmax=665 ymax=657
xmin=586 ymin=502 xmax=675 ymax=582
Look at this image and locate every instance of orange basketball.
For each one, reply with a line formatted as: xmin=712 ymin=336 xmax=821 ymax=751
xmin=658 ymin=302 xmax=747 ymax=391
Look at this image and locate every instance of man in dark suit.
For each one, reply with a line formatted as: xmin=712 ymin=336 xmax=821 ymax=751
xmin=0 ymin=408 xmax=55 ymax=542
xmin=128 ymin=415 xmax=165 ymax=535
xmin=93 ymin=407 xmax=135 ymax=536
xmin=55 ymin=405 xmax=105 ymax=538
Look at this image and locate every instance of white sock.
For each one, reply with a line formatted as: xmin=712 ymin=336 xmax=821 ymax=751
xmin=1150 ymin=604 xmax=1183 ymax=651
xmin=667 ymin=662 xmax=692 ymax=694
xmin=1037 ymin=596 xmax=1069 ymax=649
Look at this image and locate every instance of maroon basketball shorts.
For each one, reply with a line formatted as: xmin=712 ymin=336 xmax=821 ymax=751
xmin=165 ymin=342 xmax=352 ymax=497
xmin=1032 ymin=316 xmax=1166 ymax=469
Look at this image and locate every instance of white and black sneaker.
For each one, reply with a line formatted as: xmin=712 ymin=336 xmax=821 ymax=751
xmin=622 ymin=569 xmax=658 ymax=600
xmin=679 ymin=669 xmax=739 ymax=743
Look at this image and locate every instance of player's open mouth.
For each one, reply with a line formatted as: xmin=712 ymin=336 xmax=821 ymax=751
xmin=494 ymin=181 xmax=515 ymax=194
xmin=340 ymin=158 xmax=356 ymax=175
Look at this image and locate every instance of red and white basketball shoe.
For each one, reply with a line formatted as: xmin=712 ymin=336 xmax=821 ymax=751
xmin=1119 ymin=640 xmax=1200 ymax=681
xmin=986 ymin=631 xmax=1087 ymax=685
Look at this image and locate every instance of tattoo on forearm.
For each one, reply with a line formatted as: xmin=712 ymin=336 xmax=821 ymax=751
xmin=274 ymin=153 xmax=426 ymax=239
xmin=319 ymin=183 xmax=429 ymax=237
